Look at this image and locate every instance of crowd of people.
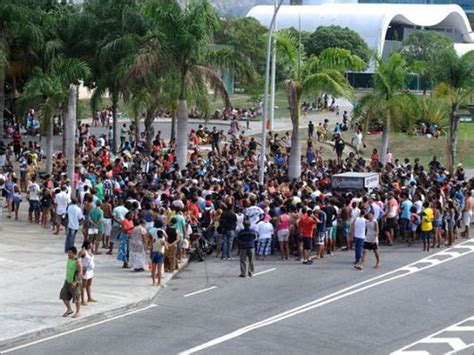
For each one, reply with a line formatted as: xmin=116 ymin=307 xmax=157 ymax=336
xmin=1 ymin=110 xmax=473 ymax=318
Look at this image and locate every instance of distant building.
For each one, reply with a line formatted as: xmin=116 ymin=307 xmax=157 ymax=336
xmin=248 ymin=3 xmax=474 ymax=87
xmin=248 ymin=4 xmax=474 ymax=58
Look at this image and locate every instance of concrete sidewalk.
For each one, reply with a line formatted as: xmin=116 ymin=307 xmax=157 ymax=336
xmin=0 ymin=204 xmax=186 ymax=351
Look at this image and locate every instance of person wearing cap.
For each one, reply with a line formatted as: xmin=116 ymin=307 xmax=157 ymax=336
xmin=237 ymin=219 xmax=257 ymax=277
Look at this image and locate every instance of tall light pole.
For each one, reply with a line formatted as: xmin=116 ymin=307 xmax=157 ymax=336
xmin=269 ymin=0 xmax=277 ymax=133
xmin=259 ymin=0 xmax=285 ymax=186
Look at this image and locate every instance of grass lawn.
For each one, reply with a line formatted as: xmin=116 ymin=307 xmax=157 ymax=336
xmin=341 ymin=123 xmax=474 ymax=168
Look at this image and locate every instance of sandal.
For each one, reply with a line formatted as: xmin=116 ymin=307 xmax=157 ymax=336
xmin=62 ymin=310 xmax=74 ymax=317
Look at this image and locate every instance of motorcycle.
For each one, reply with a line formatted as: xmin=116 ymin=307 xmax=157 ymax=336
xmin=188 ymin=224 xmax=216 ymax=262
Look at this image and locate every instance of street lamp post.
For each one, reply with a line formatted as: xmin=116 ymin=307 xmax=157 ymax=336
xmin=258 ymin=0 xmax=284 ymax=186
xmin=269 ymin=0 xmax=277 ymax=133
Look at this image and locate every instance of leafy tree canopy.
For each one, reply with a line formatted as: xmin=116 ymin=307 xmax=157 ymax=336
xmin=304 ymin=25 xmax=370 ymax=64
xmin=400 ymin=31 xmax=455 ymax=65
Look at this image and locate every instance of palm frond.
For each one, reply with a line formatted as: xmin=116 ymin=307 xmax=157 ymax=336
xmin=190 ymin=65 xmax=231 ymax=109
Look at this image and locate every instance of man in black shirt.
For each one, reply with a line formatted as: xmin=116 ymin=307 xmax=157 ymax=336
xmin=237 ymin=219 xmax=257 ymax=277
xmin=211 ymin=127 xmax=220 ymax=156
xmin=334 ymin=134 xmax=345 ymax=164
xmin=221 ymin=207 xmax=237 ymax=260
xmin=322 ymin=200 xmax=337 ymax=256
xmin=308 ymin=121 xmax=314 ymax=138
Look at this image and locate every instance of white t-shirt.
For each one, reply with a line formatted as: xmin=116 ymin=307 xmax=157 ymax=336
xmin=353 ymin=217 xmax=366 ymax=239
xmin=55 ymin=191 xmax=70 ymax=215
xmin=245 ymin=206 xmax=264 ymax=229
xmin=113 ymin=206 xmax=129 ymax=224
xmin=353 ymin=132 xmax=363 ymax=145
xmin=27 ymin=182 xmax=41 ymax=201
xmin=256 ymin=221 xmax=274 ymax=240
xmin=149 ymin=228 xmax=165 ymax=253
xmin=67 ymin=204 xmax=84 ymax=230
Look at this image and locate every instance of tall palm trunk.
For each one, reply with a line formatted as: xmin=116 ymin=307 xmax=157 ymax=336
xmin=448 ymin=106 xmax=459 ymax=174
xmin=381 ymin=118 xmax=390 ymax=166
xmin=45 ymin=117 xmax=54 ymax=175
xmin=287 ymin=86 xmax=301 ymax=180
xmin=144 ymin=110 xmax=155 ymax=154
xmin=134 ymin=113 xmax=140 ymax=148
xmin=112 ymin=93 xmax=119 ymax=152
xmin=176 ymin=99 xmax=188 ymax=170
xmin=171 ymin=113 xmax=176 ymax=140
xmin=66 ymin=85 xmax=77 ymax=197
xmin=0 ymin=78 xmax=4 ymax=139
xmin=62 ymin=115 xmax=66 ymax=153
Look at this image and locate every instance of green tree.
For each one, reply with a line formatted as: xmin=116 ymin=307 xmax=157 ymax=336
xmin=400 ymin=31 xmax=455 ymax=95
xmin=433 ymin=50 xmax=474 ymax=172
xmin=141 ymin=0 xmax=253 ymax=169
xmin=21 ymin=59 xmax=89 ymax=174
xmin=215 ymin=17 xmax=267 ymax=78
xmin=355 ymin=54 xmax=414 ymax=165
xmin=0 ymin=1 xmax=44 ymax=138
xmin=83 ymin=0 xmax=148 ymax=152
xmin=276 ymin=31 xmax=365 ymax=179
xmin=304 ymin=26 xmax=370 ymax=64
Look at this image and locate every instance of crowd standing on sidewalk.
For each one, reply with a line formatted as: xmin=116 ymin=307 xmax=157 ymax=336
xmin=1 ymin=112 xmax=474 ymax=317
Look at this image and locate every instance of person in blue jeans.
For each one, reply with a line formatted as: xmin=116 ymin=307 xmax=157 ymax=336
xmin=221 ymin=207 xmax=237 ymax=260
xmin=351 ymin=208 xmax=367 ymax=264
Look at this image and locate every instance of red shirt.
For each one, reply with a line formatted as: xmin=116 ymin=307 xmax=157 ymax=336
xmin=299 ymin=214 xmax=317 ymax=238
xmin=121 ymin=219 xmax=134 ymax=237
xmin=187 ymin=202 xmax=200 ymax=220
xmin=112 ymin=165 xmax=122 ymax=176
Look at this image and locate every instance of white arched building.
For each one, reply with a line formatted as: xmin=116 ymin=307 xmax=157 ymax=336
xmin=247 ymin=4 xmax=474 ymax=59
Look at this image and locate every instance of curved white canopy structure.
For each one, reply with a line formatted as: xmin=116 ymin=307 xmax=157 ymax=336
xmin=247 ymin=4 xmax=474 ymax=55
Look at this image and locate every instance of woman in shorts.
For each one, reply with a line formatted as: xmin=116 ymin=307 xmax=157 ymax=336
xmin=355 ymin=210 xmax=380 ymax=270
xmin=149 ymin=220 xmax=168 ymax=287
xmin=80 ymin=240 xmax=97 ymax=306
xmin=276 ymin=207 xmax=290 ymax=260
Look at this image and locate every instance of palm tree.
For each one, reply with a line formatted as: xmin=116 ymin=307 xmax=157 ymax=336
xmin=21 ymin=59 xmax=89 ymax=174
xmin=275 ymin=32 xmax=365 ymax=179
xmin=83 ymin=0 xmax=148 ymax=152
xmin=141 ymin=0 xmax=253 ymax=169
xmin=0 ymin=1 xmax=44 ymax=138
xmin=433 ymin=50 xmax=474 ymax=173
xmin=355 ymin=54 xmax=413 ymax=166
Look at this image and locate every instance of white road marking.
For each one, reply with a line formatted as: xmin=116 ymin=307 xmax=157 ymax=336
xmin=253 ymin=268 xmax=277 ymax=277
xmin=183 ymin=286 xmax=217 ymax=298
xmin=392 ymin=315 xmax=474 ymax=355
xmin=179 ymin=240 xmax=474 ymax=355
xmin=1 ymin=304 xmax=157 ymax=354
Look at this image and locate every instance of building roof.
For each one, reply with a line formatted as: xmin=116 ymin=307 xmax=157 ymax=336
xmin=247 ymin=4 xmax=474 ymax=55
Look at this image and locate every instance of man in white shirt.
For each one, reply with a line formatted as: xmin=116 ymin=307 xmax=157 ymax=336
xmin=27 ymin=176 xmax=41 ymax=223
xmin=65 ymin=198 xmax=84 ymax=253
xmin=54 ymin=186 xmax=71 ymax=235
xmin=351 ymin=208 xmax=366 ymax=264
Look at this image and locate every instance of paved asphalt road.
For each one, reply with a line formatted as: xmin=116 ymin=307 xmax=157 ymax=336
xmin=6 ymin=238 xmax=474 ymax=355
